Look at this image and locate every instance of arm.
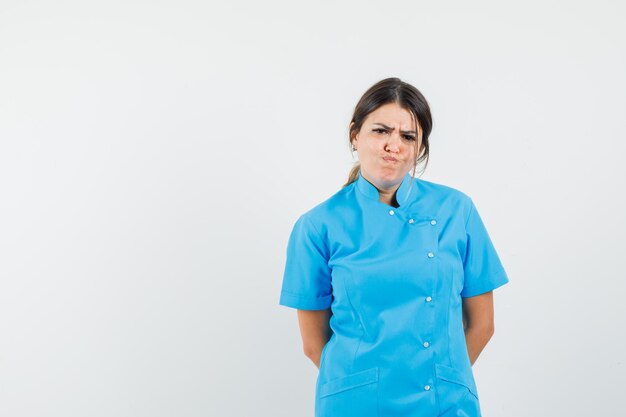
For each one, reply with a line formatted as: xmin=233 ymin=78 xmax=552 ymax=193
xmin=297 ymin=307 xmax=333 ymax=369
xmin=462 ymin=291 xmax=495 ymax=366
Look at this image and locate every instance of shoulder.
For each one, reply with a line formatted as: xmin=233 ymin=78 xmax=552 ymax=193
xmin=415 ymin=177 xmax=474 ymax=217
xmin=416 ymin=176 xmax=469 ymax=199
xmin=294 ymin=181 xmax=355 ymax=231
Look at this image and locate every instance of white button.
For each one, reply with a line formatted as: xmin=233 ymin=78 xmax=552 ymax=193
xmin=430 ymin=219 xmax=437 ymax=225
xmin=408 ymin=218 xmax=414 ymax=224
xmin=424 ymin=385 xmax=431 ymax=391
xmin=389 ymin=210 xmax=395 ymax=216
xmin=427 ymin=252 xmax=434 ymax=258
xmin=426 ymin=296 xmax=432 ymax=302
xmin=423 ymin=342 xmax=430 ymax=348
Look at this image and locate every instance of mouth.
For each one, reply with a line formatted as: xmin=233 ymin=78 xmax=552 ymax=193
xmin=382 ymin=157 xmax=398 ymax=163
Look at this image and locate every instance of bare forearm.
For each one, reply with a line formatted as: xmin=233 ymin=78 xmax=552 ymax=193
xmin=464 ymin=325 xmax=494 ymax=366
xmin=307 ymin=346 xmax=324 ymax=369
xmin=298 ymin=308 xmax=333 ymax=369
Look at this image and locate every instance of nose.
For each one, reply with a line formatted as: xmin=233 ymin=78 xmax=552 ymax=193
xmin=385 ymin=131 xmax=402 ymax=153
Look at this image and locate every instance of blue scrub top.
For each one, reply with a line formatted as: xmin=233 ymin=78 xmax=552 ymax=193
xmin=279 ymin=169 xmax=510 ymax=417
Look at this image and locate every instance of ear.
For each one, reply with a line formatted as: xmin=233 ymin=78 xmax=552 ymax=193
xmin=349 ymin=121 xmax=358 ymax=144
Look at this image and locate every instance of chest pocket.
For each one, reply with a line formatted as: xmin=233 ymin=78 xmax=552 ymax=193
xmin=318 ymin=367 xmax=379 ymax=417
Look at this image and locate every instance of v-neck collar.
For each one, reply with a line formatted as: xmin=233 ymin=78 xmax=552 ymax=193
xmin=355 ymin=169 xmax=415 ymax=207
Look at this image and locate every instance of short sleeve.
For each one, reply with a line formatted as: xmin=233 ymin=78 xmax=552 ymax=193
xmin=279 ymin=214 xmax=333 ymax=310
xmin=460 ymin=198 xmax=510 ymax=298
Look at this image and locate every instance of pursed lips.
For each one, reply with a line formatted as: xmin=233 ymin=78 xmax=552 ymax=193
xmin=383 ymin=156 xmax=398 ymax=162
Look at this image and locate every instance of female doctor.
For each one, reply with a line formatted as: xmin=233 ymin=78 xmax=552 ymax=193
xmin=279 ymin=77 xmax=510 ymax=417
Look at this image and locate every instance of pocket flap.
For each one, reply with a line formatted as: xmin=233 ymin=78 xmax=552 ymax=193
xmin=319 ymin=367 xmax=379 ymax=398
xmin=407 ymin=215 xmax=436 ymax=227
xmin=435 ymin=363 xmax=478 ymax=398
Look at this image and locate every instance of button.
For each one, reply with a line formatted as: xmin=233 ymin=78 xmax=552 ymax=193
xmin=423 ymin=342 xmax=430 ymax=348
xmin=424 ymin=385 xmax=431 ymax=391
xmin=426 ymin=296 xmax=432 ymax=302
xmin=389 ymin=210 xmax=395 ymax=216
xmin=408 ymin=218 xmax=414 ymax=224
xmin=427 ymin=252 xmax=434 ymax=258
xmin=430 ymin=219 xmax=437 ymax=225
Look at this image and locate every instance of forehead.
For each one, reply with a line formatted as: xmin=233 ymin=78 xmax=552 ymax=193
xmin=364 ymin=103 xmax=416 ymax=130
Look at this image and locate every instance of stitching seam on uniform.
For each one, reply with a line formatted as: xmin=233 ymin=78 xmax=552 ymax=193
xmin=463 ymin=197 xmax=475 ymax=230
xmin=281 ymin=289 xmax=329 ymax=299
xmin=445 ymin=262 xmax=453 ymax=369
xmin=461 ymin=267 xmax=508 ymax=298
xmin=304 ymin=214 xmax=331 ymax=258
xmin=343 ymin=273 xmax=366 ymax=373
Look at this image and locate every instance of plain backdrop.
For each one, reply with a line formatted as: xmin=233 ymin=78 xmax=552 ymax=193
xmin=1 ymin=1 xmax=625 ymax=416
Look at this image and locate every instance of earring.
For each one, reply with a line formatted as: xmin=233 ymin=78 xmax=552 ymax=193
xmin=351 ymin=145 xmax=357 ymax=151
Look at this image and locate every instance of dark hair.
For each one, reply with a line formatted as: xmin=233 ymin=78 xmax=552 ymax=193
xmin=343 ymin=77 xmax=433 ymax=187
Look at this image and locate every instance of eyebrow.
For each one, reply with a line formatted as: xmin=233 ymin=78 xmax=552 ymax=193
xmin=372 ymin=123 xmax=416 ymax=135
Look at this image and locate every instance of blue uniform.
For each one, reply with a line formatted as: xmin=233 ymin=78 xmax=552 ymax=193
xmin=279 ymin=169 xmax=509 ymax=417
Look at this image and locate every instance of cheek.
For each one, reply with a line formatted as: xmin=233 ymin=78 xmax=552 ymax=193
xmin=401 ymin=143 xmax=415 ymax=155
xmin=404 ymin=145 xmax=418 ymax=163
xmin=364 ymin=141 xmax=382 ymax=153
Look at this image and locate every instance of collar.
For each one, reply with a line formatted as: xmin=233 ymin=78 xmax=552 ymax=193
xmin=355 ymin=169 xmax=415 ymax=207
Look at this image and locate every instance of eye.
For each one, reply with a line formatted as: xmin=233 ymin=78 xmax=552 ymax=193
xmin=373 ymin=128 xmax=388 ymax=134
xmin=403 ymin=135 xmax=416 ymax=140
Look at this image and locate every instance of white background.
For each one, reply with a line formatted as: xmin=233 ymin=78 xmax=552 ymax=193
xmin=1 ymin=1 xmax=625 ymax=416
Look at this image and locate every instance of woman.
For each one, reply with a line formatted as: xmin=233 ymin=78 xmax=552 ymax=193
xmin=279 ymin=77 xmax=509 ymax=417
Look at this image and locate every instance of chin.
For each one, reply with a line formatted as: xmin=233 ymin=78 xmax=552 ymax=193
xmin=375 ymin=171 xmax=402 ymax=184
xmin=378 ymin=166 xmax=401 ymax=177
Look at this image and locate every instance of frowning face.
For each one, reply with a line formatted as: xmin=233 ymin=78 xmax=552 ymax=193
xmin=350 ymin=102 xmax=422 ymax=192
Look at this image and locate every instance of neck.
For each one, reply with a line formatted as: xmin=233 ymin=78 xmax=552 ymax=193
xmin=379 ymin=192 xmax=399 ymax=208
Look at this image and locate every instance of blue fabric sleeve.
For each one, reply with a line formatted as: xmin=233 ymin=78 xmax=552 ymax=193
xmin=460 ymin=198 xmax=510 ymax=298
xmin=279 ymin=214 xmax=333 ymax=310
